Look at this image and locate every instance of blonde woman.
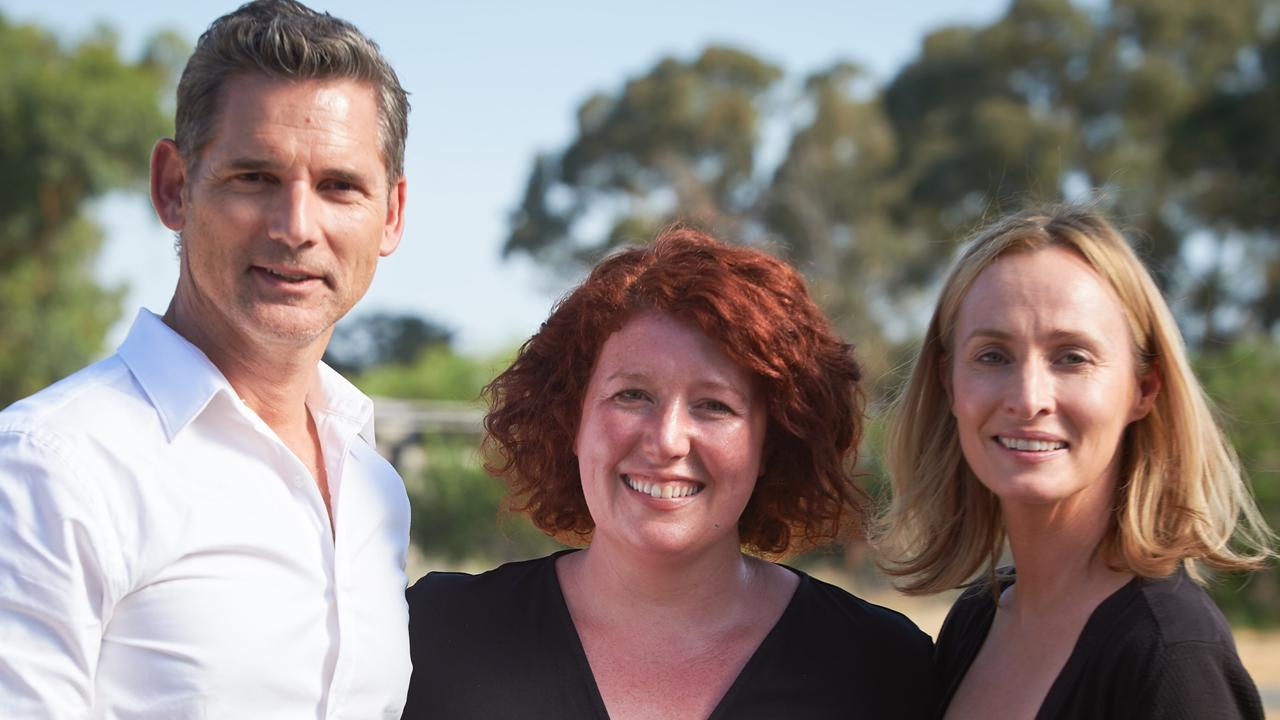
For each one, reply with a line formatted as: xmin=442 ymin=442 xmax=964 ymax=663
xmin=878 ymin=207 xmax=1274 ymax=719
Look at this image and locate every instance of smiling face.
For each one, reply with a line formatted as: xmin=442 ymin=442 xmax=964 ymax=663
xmin=154 ymin=74 xmax=404 ymax=354
xmin=574 ymin=312 xmax=769 ymax=559
xmin=948 ymin=246 xmax=1158 ymax=513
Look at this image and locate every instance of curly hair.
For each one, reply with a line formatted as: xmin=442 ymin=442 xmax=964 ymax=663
xmin=483 ymin=226 xmax=866 ymax=555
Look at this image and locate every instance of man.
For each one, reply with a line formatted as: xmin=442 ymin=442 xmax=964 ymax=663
xmin=0 ymin=1 xmax=413 ymax=716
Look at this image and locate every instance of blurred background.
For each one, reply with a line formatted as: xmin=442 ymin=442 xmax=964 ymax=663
xmin=2 ymin=0 xmax=1278 ymax=708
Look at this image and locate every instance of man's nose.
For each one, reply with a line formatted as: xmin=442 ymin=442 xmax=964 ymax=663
xmin=267 ymin=182 xmax=319 ymax=248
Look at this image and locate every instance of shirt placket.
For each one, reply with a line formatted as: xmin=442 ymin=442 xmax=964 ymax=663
xmin=318 ymin=415 xmax=358 ymax=719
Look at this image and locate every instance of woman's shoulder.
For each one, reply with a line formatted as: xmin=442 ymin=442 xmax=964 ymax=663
xmin=1059 ymin=569 xmax=1264 ymax=718
xmin=406 ymin=551 xmax=569 ymax=616
xmin=1127 ymin=568 xmax=1237 ymax=647
xmin=936 ymin=571 xmax=1005 ymax=639
xmin=762 ymin=566 xmax=934 ymax=716
xmin=785 ymin=566 xmax=934 ymax=658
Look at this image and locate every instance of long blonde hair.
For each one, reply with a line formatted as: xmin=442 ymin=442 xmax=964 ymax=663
xmin=875 ymin=206 xmax=1276 ymax=594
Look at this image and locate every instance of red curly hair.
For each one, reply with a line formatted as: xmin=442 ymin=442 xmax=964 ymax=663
xmin=482 ymin=226 xmax=866 ymax=555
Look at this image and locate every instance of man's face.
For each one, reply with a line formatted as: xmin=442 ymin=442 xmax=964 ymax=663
xmin=160 ymin=74 xmax=403 ymax=351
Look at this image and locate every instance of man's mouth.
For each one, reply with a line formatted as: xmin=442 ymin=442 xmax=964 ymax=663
xmin=260 ymin=267 xmax=313 ymax=282
xmin=622 ymin=473 xmax=704 ymax=499
xmin=254 ymin=265 xmax=321 ymax=284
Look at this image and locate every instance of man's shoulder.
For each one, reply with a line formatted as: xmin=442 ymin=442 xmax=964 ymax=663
xmin=0 ymin=354 xmax=154 ymax=449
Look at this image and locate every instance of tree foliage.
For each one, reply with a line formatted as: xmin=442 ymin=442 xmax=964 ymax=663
xmin=346 ymin=344 xmax=508 ymax=403
xmin=1195 ymin=343 xmax=1280 ymax=625
xmin=0 ymin=16 xmax=179 ymax=408
xmin=504 ymin=0 xmax=1280 ymax=622
xmin=324 ymin=311 xmax=454 ymax=376
xmin=505 ymin=0 xmax=1280 ymax=362
xmin=403 ymin=434 xmax=563 ymax=564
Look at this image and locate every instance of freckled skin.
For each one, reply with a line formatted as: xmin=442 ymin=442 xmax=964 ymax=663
xmin=948 ymin=247 xmax=1157 ymax=514
xmin=574 ymin=312 xmax=768 ymax=560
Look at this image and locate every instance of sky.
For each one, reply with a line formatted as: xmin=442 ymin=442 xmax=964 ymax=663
xmin=3 ymin=0 xmax=1013 ymax=354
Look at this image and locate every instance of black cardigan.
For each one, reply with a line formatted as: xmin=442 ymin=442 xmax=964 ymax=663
xmin=935 ymin=568 xmax=1264 ymax=719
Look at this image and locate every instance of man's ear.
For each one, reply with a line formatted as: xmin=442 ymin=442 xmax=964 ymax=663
xmin=151 ymin=139 xmax=188 ymax=231
xmin=379 ymin=176 xmax=407 ymax=257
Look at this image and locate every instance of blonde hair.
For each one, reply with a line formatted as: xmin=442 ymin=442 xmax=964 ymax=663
xmin=875 ymin=206 xmax=1276 ymax=594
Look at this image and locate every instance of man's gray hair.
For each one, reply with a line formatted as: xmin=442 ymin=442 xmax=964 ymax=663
xmin=175 ymin=0 xmax=410 ymax=184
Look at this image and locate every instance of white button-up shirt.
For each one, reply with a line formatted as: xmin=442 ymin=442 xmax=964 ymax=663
xmin=0 ymin=310 xmax=412 ymax=719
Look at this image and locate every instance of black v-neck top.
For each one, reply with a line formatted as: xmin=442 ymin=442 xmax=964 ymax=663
xmin=402 ymin=550 xmax=934 ymax=719
xmin=934 ymin=568 xmax=1264 ymax=719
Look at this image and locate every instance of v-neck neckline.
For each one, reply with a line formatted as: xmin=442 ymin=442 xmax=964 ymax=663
xmin=943 ymin=571 xmax=1144 ymax=720
xmin=544 ymin=550 xmax=809 ymax=720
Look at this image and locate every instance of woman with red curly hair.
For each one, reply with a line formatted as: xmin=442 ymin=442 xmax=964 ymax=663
xmin=402 ymin=227 xmax=933 ymax=719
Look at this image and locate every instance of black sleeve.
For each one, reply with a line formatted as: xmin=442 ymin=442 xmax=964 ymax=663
xmin=1139 ymin=640 xmax=1265 ymax=720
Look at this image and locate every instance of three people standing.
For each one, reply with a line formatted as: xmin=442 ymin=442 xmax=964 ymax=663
xmin=0 ymin=2 xmax=1274 ymax=718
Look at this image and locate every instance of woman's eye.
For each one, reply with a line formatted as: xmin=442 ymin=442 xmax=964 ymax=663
xmin=614 ymin=389 xmax=646 ymax=402
xmin=976 ymin=350 xmax=1005 ymax=364
xmin=1059 ymin=351 xmax=1088 ymax=366
xmin=700 ymin=400 xmax=734 ymax=414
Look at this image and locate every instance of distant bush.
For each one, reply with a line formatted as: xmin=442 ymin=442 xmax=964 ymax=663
xmin=1196 ymin=341 xmax=1280 ymax=627
xmin=352 ymin=346 xmax=510 ymax=402
xmin=403 ymin=434 xmax=564 ymax=564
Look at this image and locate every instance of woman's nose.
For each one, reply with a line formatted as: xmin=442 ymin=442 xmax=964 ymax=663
xmin=1004 ymin=361 xmax=1054 ymax=420
xmin=648 ymin=402 xmax=692 ymax=460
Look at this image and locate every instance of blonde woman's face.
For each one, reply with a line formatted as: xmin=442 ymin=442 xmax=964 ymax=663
xmin=947 ymin=246 xmax=1158 ymax=514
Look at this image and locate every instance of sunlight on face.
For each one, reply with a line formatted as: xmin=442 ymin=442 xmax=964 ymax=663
xmin=171 ymin=75 xmax=401 ymax=350
xmin=948 ymin=246 xmax=1155 ymax=514
xmin=574 ymin=312 xmax=768 ymax=559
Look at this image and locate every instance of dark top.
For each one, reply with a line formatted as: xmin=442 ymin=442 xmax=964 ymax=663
xmin=403 ymin=550 xmax=935 ymax=719
xmin=934 ymin=568 xmax=1264 ymax=720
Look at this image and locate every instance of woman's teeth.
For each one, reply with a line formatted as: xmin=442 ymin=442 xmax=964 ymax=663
xmin=997 ymin=436 xmax=1067 ymax=452
xmin=623 ymin=474 xmax=702 ymax=498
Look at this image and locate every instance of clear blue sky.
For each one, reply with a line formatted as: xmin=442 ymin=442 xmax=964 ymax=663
xmin=3 ymin=0 xmax=1012 ymax=354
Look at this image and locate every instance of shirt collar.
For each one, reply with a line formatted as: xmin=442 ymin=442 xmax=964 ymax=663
xmin=309 ymin=361 xmax=378 ymax=447
xmin=117 ymin=309 xmax=236 ymax=442
xmin=117 ymin=309 xmax=376 ymax=446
